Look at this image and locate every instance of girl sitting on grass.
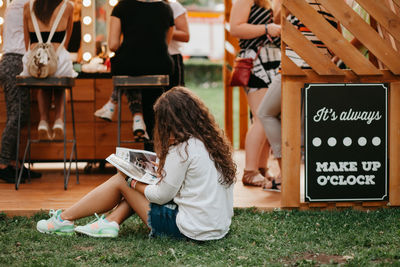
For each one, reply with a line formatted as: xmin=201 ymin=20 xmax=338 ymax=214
xmin=36 ymin=87 xmax=237 ymax=241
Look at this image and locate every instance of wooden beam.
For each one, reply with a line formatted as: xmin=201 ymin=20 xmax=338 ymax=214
xmin=389 ymin=81 xmax=400 ymax=206
xmin=283 ymin=0 xmax=382 ymax=76
xmin=281 ymin=78 xmax=302 ymax=208
xmin=319 ymin=0 xmax=400 ymax=75
xmin=356 ymin=0 xmax=400 ymax=42
xmin=281 ymin=53 xmax=307 ymax=76
xmin=282 ymin=20 xmax=343 ymax=75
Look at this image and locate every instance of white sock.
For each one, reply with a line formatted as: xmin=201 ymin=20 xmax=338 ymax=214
xmin=133 ymin=114 xmax=143 ymax=122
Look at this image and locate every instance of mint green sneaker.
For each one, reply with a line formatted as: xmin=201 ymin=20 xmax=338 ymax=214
xmin=74 ymin=214 xmax=119 ymax=238
xmin=36 ymin=209 xmax=74 ymax=235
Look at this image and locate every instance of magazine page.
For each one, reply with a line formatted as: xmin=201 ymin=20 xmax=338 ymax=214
xmin=115 ymin=147 xmax=158 ymax=176
xmin=106 ymin=148 xmax=160 ymax=185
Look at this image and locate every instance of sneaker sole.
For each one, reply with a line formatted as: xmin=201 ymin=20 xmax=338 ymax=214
xmin=74 ymin=228 xmax=118 ymax=238
xmin=37 ymin=226 xmax=74 ymax=236
xmin=38 ymin=129 xmax=51 ymax=140
xmin=53 ymin=128 xmax=64 ymax=140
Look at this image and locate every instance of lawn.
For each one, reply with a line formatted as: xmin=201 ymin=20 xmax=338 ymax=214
xmin=188 ymin=81 xmax=241 ymax=149
xmin=1 ymin=208 xmax=400 ymax=266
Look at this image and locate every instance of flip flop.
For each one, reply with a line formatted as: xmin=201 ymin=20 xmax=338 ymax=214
xmin=263 ymin=179 xmax=281 ymax=192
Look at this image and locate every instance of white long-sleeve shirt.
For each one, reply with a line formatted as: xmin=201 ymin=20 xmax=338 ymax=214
xmin=144 ymin=138 xmax=234 ymax=241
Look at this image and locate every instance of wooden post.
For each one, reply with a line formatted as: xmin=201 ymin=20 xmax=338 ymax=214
xmin=281 ymin=77 xmax=302 ymax=207
xmin=239 ymin=87 xmax=248 ymax=149
xmin=389 ymin=81 xmax=400 ymax=206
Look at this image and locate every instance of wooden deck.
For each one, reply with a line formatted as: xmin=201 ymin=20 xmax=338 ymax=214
xmin=0 ymin=150 xmax=282 ymax=217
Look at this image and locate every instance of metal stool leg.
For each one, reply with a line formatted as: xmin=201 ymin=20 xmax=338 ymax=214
xmin=15 ymin=90 xmax=22 ymax=189
xmin=69 ymin=87 xmax=79 ymax=184
xmin=117 ymin=87 xmax=122 ymax=147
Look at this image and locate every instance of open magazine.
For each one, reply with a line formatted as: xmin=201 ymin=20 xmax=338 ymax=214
xmin=106 ymin=147 xmax=160 ymax=185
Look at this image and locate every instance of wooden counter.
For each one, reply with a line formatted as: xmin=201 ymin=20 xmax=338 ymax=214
xmin=0 ymin=74 xmax=142 ymax=162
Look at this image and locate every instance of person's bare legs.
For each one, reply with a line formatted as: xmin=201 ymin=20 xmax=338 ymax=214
xmin=257 ymin=138 xmax=270 ymax=175
xmin=53 ymin=89 xmax=65 ymax=121
xmin=61 ymin=172 xmax=150 ymax=225
xmin=37 ymin=89 xmax=51 ymax=122
xmin=242 ymin=88 xmax=270 ymax=186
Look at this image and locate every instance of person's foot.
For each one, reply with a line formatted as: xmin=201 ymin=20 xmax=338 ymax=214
xmin=38 ymin=120 xmax=52 ymax=140
xmin=132 ymin=114 xmax=149 ymax=142
xmin=94 ymin=101 xmax=115 ymax=121
xmin=36 ymin=209 xmax=74 ymax=235
xmin=263 ymin=176 xmax=282 ymax=192
xmin=21 ymin=166 xmax=42 ymax=179
xmin=242 ymin=170 xmax=266 ymax=187
xmin=0 ymin=165 xmax=18 ymax=183
xmin=74 ymin=213 xmax=119 ymax=238
xmin=52 ymin=118 xmax=64 ymax=140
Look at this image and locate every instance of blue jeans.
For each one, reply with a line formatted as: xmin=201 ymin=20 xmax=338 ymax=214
xmin=147 ymin=202 xmax=186 ymax=239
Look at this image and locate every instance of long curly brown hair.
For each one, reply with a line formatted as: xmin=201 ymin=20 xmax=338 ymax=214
xmin=153 ymin=87 xmax=237 ymax=186
xmin=33 ymin=0 xmax=63 ymax=25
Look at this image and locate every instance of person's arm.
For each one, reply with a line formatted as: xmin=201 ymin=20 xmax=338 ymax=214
xmin=64 ymin=3 xmax=74 ymax=49
xmin=23 ymin=3 xmax=30 ymax=51
xmin=173 ymin=13 xmax=189 ymax=42
xmin=230 ymin=0 xmax=280 ymax=39
xmin=108 ymin=16 xmax=122 ymax=52
xmin=166 ymin=26 xmax=174 ymax=45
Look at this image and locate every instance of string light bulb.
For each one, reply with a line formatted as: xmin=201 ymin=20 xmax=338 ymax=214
xmin=83 ymin=52 xmax=92 ymax=62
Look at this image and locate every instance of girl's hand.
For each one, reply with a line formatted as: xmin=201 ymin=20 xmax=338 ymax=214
xmin=267 ymin=23 xmax=281 ymax=37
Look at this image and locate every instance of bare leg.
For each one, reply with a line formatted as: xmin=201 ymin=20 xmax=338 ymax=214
xmin=258 ymin=138 xmax=270 ymax=170
xmin=61 ymin=173 xmax=150 ymax=225
xmin=37 ymin=89 xmax=51 ymax=121
xmin=245 ymin=88 xmax=269 ymax=171
xmin=53 ymin=89 xmax=65 ymax=121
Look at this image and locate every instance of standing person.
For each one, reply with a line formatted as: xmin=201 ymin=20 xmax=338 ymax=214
xmin=230 ymin=0 xmax=281 ymax=186
xmin=0 ymin=0 xmax=41 ymax=183
xmin=94 ymin=0 xmax=174 ymax=146
xmin=94 ymin=0 xmax=188 ymax=141
xmin=166 ymin=0 xmax=189 ymax=89
xmin=257 ymin=0 xmax=339 ymax=191
xmin=36 ymin=87 xmax=236 ymax=241
xmin=20 ymin=0 xmax=76 ymax=140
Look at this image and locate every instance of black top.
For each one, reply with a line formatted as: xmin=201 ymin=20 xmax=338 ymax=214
xmin=29 ymin=31 xmax=66 ymax=44
xmin=110 ymin=0 xmax=174 ymax=76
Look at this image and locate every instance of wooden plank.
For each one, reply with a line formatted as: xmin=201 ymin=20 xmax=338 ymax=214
xmin=225 ymin=49 xmax=236 ymax=67
xmin=389 ymin=82 xmax=400 ymax=206
xmin=283 ymin=0 xmax=382 ymax=76
xmin=283 ymin=69 xmax=400 ymax=83
xmin=281 ymin=48 xmax=307 ymax=76
xmin=239 ymin=87 xmax=248 ymax=149
xmin=319 ymin=0 xmax=400 ymax=74
xmin=223 ymin=64 xmax=234 ymax=143
xmin=225 ymin=29 xmax=239 ymax=48
xmin=356 ymin=0 xmax=400 ymax=42
xmin=282 ymin=19 xmax=343 ymax=75
xmin=72 ymin=79 xmax=95 ymax=101
xmin=281 ymin=78 xmax=302 ymax=208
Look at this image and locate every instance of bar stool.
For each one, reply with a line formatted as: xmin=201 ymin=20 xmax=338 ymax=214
xmin=15 ymin=76 xmax=79 ymax=190
xmin=112 ymin=75 xmax=169 ymax=146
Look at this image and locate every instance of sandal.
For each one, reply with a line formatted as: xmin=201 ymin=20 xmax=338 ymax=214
xmin=263 ymin=177 xmax=281 ymax=192
xmin=242 ymin=170 xmax=266 ymax=187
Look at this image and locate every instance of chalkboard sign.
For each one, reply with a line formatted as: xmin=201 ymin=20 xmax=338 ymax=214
xmin=304 ymin=83 xmax=388 ymax=202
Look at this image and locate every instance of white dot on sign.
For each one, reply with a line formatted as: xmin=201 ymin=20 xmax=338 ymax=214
xmin=372 ymin=137 xmax=381 ymax=146
xmin=343 ymin=137 xmax=352 ymax=146
xmin=83 ymin=16 xmax=92 ymax=25
xmin=83 ymin=52 xmax=92 ymax=62
xmin=312 ymin=137 xmax=322 ymax=147
xmin=83 ymin=0 xmax=91 ymax=7
xmin=327 ymin=137 xmax=337 ymax=147
xmin=358 ymin=137 xmax=367 ymax=146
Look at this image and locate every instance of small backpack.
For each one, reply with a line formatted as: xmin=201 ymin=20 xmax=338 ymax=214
xmin=26 ymin=0 xmax=68 ymax=78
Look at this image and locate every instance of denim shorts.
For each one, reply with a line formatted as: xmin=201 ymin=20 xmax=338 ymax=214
xmin=147 ymin=202 xmax=186 ymax=239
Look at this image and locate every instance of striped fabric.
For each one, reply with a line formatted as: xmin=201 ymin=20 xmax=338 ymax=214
xmin=239 ymin=5 xmax=280 ymax=50
xmin=286 ymin=1 xmax=338 ymax=68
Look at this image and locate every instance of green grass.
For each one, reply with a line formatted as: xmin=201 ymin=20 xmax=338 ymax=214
xmin=2 ymin=208 xmax=400 ymax=266
xmin=188 ymin=81 xmax=240 ymax=149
